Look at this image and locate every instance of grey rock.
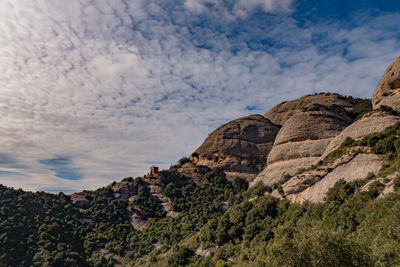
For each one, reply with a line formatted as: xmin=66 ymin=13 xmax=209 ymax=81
xmin=372 ymin=54 xmax=400 ymax=111
xmin=264 ymin=93 xmax=356 ymax=126
xmin=194 ymin=114 xmax=280 ymax=180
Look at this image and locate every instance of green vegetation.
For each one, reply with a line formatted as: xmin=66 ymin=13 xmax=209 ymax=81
xmin=377 ymin=104 xmax=399 ymax=116
xmin=0 ymin=186 xmax=88 ymax=266
xmin=2 ymin=168 xmax=400 ymax=266
xmin=349 ymin=98 xmax=372 ymax=120
xmin=3 ymin=121 xmax=400 ymax=266
xmin=322 ymin=122 xmax=400 ymax=172
xmin=0 ymin=168 xmax=248 ymax=266
xmin=178 ymin=157 xmax=190 ymax=166
xmin=161 ymin=179 xmax=400 ymax=266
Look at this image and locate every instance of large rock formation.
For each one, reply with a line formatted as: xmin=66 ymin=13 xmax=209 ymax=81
xmin=284 ymin=151 xmax=384 ymax=203
xmin=193 ymin=114 xmax=280 ymax=181
xmin=264 ymin=93 xmax=357 ymax=126
xmin=252 ymin=103 xmax=354 ymax=186
xmin=322 ymin=111 xmax=400 ymax=158
xmin=372 ymin=54 xmax=400 ymax=111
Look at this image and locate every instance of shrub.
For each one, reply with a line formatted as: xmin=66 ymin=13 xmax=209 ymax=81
xmin=167 ymin=246 xmax=194 ymax=266
xmin=394 ymin=175 xmax=400 ymax=190
xmin=122 ymin=177 xmax=134 ymax=182
xmin=377 ymin=105 xmax=399 ymax=115
xmin=246 ymin=181 xmax=268 ymax=198
xmin=178 ymin=157 xmax=190 ymax=166
xmin=350 ymin=99 xmax=372 ymax=120
xmin=367 ymin=181 xmax=385 ymax=199
xmin=365 ymin=172 xmax=376 ymax=180
xmin=342 ymin=136 xmax=355 ymax=147
xmin=325 ymin=179 xmax=356 ymax=203
xmin=277 ymin=185 xmax=284 ymax=196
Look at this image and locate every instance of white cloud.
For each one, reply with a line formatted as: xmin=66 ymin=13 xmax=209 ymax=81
xmin=233 ymin=0 xmax=294 ymax=17
xmin=0 ymin=0 xmax=399 ymax=192
xmin=184 ymin=0 xmax=293 ymax=18
xmin=184 ymin=0 xmax=208 ymax=13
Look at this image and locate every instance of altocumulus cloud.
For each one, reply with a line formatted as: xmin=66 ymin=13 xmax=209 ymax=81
xmin=0 ymin=0 xmax=399 ymax=192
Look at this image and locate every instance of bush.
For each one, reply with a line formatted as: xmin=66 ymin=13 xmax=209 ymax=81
xmin=266 ymin=225 xmax=373 ymax=267
xmin=367 ymin=181 xmax=385 ymax=199
xmin=246 ymin=181 xmax=269 ymax=198
xmin=350 ymin=99 xmax=372 ymax=120
xmin=342 ymin=136 xmax=355 ymax=147
xmin=277 ymin=185 xmax=284 ymax=196
xmin=394 ymin=175 xmax=400 ymax=190
xmin=325 ymin=179 xmax=356 ymax=203
xmin=365 ymin=172 xmax=376 ymax=180
xmin=377 ymin=105 xmax=399 ymax=115
xmin=178 ymin=157 xmax=190 ymax=166
xmin=167 ymin=246 xmax=194 ymax=266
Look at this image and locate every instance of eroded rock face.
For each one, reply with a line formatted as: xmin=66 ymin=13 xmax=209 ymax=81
xmin=252 ymin=104 xmax=354 ymax=186
xmin=372 ymin=54 xmax=400 ymax=111
xmin=322 ymin=112 xmax=400 ymax=158
xmin=267 ymin=139 xmax=331 ymax=164
xmin=194 ymin=114 xmax=280 ymax=180
xmin=251 ymin=158 xmax=318 ymax=186
xmin=286 ymin=153 xmax=384 ymax=203
xmin=273 ymin=104 xmax=353 ymax=146
xmin=264 ymin=93 xmax=356 ymax=126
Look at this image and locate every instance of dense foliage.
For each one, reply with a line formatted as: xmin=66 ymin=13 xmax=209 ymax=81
xmin=2 ymin=170 xmax=400 ymax=266
xmin=158 ymin=180 xmax=400 ymax=266
xmin=2 ymin=122 xmax=400 ymax=266
xmin=0 ymin=168 xmax=247 ymax=266
xmin=0 ymin=186 xmax=88 ymax=266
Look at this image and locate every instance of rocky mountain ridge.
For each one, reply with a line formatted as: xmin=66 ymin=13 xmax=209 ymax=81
xmin=69 ymin=54 xmax=400 ymax=214
xmin=67 ymin=54 xmax=400 ymax=226
xmin=187 ymin=53 xmax=400 ymax=203
xmin=3 ymin=54 xmax=400 ymax=267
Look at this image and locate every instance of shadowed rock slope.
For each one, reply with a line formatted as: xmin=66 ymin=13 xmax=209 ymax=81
xmin=192 ymin=114 xmax=280 ymax=181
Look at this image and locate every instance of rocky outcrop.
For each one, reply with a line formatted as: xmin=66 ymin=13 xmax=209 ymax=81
xmin=372 ymin=54 xmax=400 ymax=111
xmin=252 ymin=158 xmax=318 ymax=186
xmin=284 ymin=150 xmax=384 ymax=203
xmin=272 ymin=104 xmax=353 ymax=145
xmin=252 ymin=103 xmax=354 ymax=186
xmin=264 ymin=93 xmax=357 ymax=126
xmin=360 ymin=173 xmax=398 ymax=199
xmin=178 ymin=163 xmax=211 ymax=185
xmin=111 ymin=181 xmax=138 ymax=199
xmin=193 ymin=114 xmax=280 ymax=181
xmin=322 ymin=112 xmax=400 ymax=158
xmin=267 ymin=139 xmax=331 ymax=164
xmin=70 ymin=193 xmax=91 ymax=209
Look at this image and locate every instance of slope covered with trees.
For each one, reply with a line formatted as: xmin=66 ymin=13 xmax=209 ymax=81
xmin=2 ymin=169 xmax=400 ymax=266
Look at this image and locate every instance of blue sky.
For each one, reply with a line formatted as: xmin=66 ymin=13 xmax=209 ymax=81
xmin=0 ymin=0 xmax=399 ymax=193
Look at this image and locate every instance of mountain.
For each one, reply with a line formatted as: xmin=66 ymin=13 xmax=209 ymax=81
xmin=372 ymin=54 xmax=400 ymax=111
xmin=2 ymin=54 xmax=400 ymax=266
xmin=191 ymin=114 xmax=280 ymax=181
xmin=253 ymin=95 xmax=358 ymax=188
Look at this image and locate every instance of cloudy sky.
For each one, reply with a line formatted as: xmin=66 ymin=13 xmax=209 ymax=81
xmin=1 ymin=0 xmax=400 ymax=193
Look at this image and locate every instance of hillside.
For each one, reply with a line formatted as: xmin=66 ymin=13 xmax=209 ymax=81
xmin=2 ymin=54 xmax=400 ymax=266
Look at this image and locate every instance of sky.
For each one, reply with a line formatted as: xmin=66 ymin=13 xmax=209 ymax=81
xmin=1 ymin=0 xmax=400 ymax=193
